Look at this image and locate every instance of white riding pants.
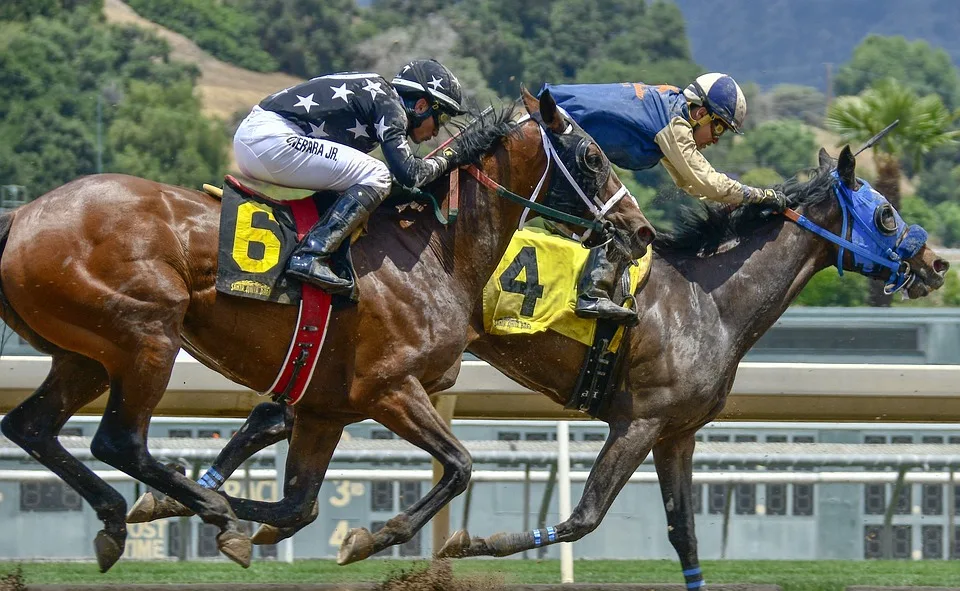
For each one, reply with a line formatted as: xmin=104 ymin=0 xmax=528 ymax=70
xmin=233 ymin=106 xmax=392 ymax=201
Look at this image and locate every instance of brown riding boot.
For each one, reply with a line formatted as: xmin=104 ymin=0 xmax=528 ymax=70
xmin=575 ymin=247 xmax=638 ymax=326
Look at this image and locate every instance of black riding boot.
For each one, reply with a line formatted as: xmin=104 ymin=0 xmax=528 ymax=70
xmin=575 ymin=247 xmax=638 ymax=326
xmin=286 ymin=185 xmax=383 ymax=294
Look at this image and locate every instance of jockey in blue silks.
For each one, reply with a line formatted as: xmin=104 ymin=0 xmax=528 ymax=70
xmin=542 ymin=73 xmax=787 ymax=325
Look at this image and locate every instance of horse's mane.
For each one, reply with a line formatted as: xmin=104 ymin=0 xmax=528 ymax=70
xmin=652 ymin=166 xmax=835 ymax=257
xmin=449 ymin=104 xmax=520 ymax=165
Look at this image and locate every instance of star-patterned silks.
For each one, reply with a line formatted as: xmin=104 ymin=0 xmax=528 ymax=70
xmin=294 ymin=93 xmax=318 ymax=113
xmin=374 ymin=117 xmax=389 ymax=141
xmin=428 ymin=75 xmax=444 ymax=91
xmin=362 ymin=79 xmax=386 ymax=100
xmin=347 ymin=119 xmax=369 ymax=139
xmin=331 ymin=83 xmax=354 ymax=103
xmin=308 ymin=121 xmax=328 ymax=138
xmin=397 ymin=139 xmax=411 ymax=155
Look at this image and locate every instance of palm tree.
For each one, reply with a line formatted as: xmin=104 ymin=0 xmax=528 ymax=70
xmin=826 ymin=78 xmax=958 ymax=306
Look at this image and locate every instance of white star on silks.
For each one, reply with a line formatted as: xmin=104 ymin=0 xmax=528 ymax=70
xmin=362 ymin=79 xmax=386 ymax=100
xmin=308 ymin=121 xmax=328 ymax=138
xmin=397 ymin=139 xmax=411 ymax=155
xmin=374 ymin=116 xmax=389 ymax=140
xmin=402 ymin=64 xmax=412 ymax=73
xmin=330 ymin=83 xmax=354 ymax=103
xmin=428 ymin=75 xmax=444 ymax=91
xmin=347 ymin=119 xmax=370 ymax=139
xmin=293 ymin=93 xmax=319 ymax=113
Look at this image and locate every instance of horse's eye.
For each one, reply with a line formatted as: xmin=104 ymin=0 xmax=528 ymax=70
xmin=874 ymin=204 xmax=898 ymax=235
xmin=580 ymin=147 xmax=604 ymax=174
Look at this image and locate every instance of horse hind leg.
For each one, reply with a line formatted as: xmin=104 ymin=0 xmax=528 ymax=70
xmin=438 ymin=417 xmax=661 ymax=559
xmin=90 ymin=333 xmax=252 ymax=567
xmin=337 ymin=375 xmax=473 ymax=565
xmin=0 ymin=353 xmax=129 ymax=572
xmin=127 ymin=401 xmax=293 ymax=524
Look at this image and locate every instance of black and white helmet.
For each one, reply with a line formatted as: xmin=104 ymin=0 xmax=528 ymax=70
xmin=392 ymin=59 xmax=466 ymax=116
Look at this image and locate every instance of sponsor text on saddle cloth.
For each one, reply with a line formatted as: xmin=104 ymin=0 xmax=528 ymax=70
xmin=213 ymin=175 xmax=334 ymax=405
xmin=482 ymin=225 xmax=652 ymax=352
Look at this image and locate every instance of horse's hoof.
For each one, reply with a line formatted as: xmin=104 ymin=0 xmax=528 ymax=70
xmin=436 ymin=529 xmax=471 ymax=559
xmin=93 ymin=529 xmax=125 ymax=573
xmin=336 ymin=527 xmax=375 ymax=565
xmin=127 ymin=492 xmax=194 ymax=523
xmin=217 ymin=530 xmax=253 ymax=568
xmin=252 ymin=524 xmax=283 ymax=545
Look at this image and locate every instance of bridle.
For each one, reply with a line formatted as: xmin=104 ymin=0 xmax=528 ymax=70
xmin=462 ymin=112 xmax=635 ymax=246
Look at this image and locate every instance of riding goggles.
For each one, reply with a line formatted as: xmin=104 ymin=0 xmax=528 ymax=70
xmin=432 ymin=103 xmax=453 ymax=127
xmin=693 ymin=113 xmax=729 ymax=139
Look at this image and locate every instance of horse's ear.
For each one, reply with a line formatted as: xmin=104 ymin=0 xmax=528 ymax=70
xmin=520 ymin=85 xmax=539 ymax=116
xmin=818 ymin=147 xmax=835 ymax=170
xmin=838 ymin=145 xmax=857 ymax=188
xmin=537 ymin=89 xmax=566 ymax=133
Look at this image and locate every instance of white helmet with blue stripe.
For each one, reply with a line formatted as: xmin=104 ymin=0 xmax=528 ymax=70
xmin=683 ymin=73 xmax=747 ymax=134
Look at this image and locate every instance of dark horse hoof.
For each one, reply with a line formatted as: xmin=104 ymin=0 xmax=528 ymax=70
xmin=94 ymin=529 xmax=125 ymax=573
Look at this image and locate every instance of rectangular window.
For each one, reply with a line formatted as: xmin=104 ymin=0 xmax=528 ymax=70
xmin=765 ymin=435 xmax=787 ymax=516
xmin=792 ymin=435 xmax=815 ymax=516
xmin=59 ymin=427 xmax=83 ymax=437
xmin=582 ymin=432 xmax=605 ymax=442
xmin=734 ymin=435 xmax=756 ymax=515
xmin=197 ymin=523 xmax=220 ymax=557
xmin=864 ymin=484 xmax=886 ymax=515
xmin=399 ymin=482 xmax=420 ymax=511
xmin=949 ymin=436 xmax=960 ymax=445
xmin=198 ymin=429 xmax=221 ymax=439
xmin=707 ymin=434 xmax=730 ymax=442
xmin=892 ymin=525 xmax=912 ymax=559
xmin=371 ymin=429 xmax=394 ymax=440
xmin=864 ymin=525 xmax=883 ymax=559
xmin=708 ymin=484 xmax=728 ymax=515
xmin=953 ymin=526 xmax=960 ymax=559
xmin=922 ymin=525 xmax=943 ymax=560
xmin=19 ymin=481 xmax=82 ymax=512
xmin=371 ymin=481 xmax=393 ymax=512
xmin=497 ymin=432 xmax=521 ymax=441
xmin=168 ymin=428 xmax=192 ymax=438
xmin=922 ymin=435 xmax=944 ymax=444
xmin=891 ymin=435 xmax=913 ymax=444
xmin=922 ymin=484 xmax=942 ymax=516
xmin=168 ymin=520 xmax=185 ymax=558
xmin=894 ymin=480 xmax=912 ymax=516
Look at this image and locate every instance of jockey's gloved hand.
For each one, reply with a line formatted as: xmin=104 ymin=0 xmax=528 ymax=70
xmin=744 ymin=187 xmax=787 ymax=214
xmin=440 ymin=146 xmax=464 ymax=169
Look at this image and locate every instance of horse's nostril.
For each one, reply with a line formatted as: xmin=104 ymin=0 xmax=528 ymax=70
xmin=934 ymin=258 xmax=950 ymax=275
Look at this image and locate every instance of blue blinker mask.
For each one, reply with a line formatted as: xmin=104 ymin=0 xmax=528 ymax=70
xmin=832 ymin=172 xmax=928 ymax=293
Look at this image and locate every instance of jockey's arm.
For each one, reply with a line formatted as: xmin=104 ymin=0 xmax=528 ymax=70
xmin=654 ymin=118 xmax=748 ymax=205
xmin=377 ymin=103 xmax=447 ymax=189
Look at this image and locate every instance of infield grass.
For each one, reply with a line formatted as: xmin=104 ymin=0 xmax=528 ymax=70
xmin=3 ymin=559 xmax=960 ymax=591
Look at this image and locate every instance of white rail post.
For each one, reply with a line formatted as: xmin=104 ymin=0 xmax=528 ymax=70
xmin=275 ymin=439 xmax=294 ymax=563
xmin=557 ymin=420 xmax=573 ymax=583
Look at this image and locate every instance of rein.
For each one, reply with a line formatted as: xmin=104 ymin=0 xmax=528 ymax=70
xmin=463 ymin=113 xmax=630 ymax=235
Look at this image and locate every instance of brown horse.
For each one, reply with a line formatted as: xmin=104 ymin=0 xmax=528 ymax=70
xmin=0 ymin=89 xmax=654 ymax=572
xmin=130 ymin=146 xmax=947 ymax=588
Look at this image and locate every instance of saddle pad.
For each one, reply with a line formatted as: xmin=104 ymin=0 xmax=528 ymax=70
xmin=482 ymin=227 xmax=652 ymax=349
xmin=215 ymin=182 xmax=302 ymax=304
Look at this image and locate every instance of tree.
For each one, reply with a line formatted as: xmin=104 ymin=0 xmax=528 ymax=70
xmin=767 ymin=84 xmax=826 ymax=127
xmin=835 ymin=35 xmax=960 ymax=110
xmin=743 ymin=120 xmax=817 ymax=178
xmin=826 ymin=78 xmax=959 ymax=305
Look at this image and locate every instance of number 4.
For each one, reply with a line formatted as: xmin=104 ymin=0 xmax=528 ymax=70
xmin=499 ymin=246 xmax=544 ymax=317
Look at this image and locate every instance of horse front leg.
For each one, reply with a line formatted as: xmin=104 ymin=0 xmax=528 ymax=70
xmin=127 ymin=401 xmax=293 ymax=524
xmin=335 ymin=374 xmax=473 ymax=565
xmin=223 ymin=411 xmax=343 ymax=543
xmin=439 ymin=417 xmax=661 ymax=558
xmin=654 ymin=432 xmax=706 ymax=590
